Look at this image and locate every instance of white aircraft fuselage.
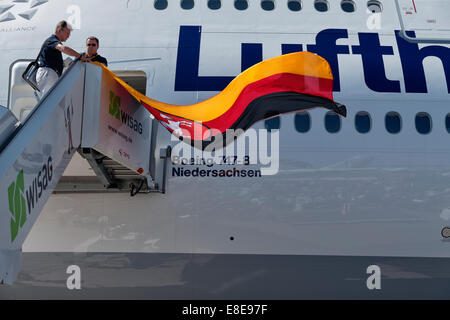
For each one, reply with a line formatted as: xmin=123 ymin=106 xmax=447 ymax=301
xmin=0 ymin=0 xmax=450 ymax=298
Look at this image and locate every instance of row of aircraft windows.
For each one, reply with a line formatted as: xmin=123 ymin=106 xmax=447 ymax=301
xmin=154 ymin=0 xmax=383 ymax=13
xmin=264 ymin=111 xmax=443 ymax=135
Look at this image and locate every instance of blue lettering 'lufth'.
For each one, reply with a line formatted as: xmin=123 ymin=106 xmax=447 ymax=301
xmin=175 ymin=26 xmax=263 ymax=91
xmin=174 ymin=26 xmax=450 ymax=94
xmin=175 ymin=26 xmax=233 ymax=91
xmin=176 ymin=26 xmax=348 ymax=92
xmin=396 ymin=30 xmax=450 ymax=93
xmin=281 ymin=44 xmax=303 ymax=55
xmin=352 ymin=33 xmax=400 ymax=92
xmin=241 ymin=43 xmax=263 ymax=71
xmin=307 ymin=29 xmax=349 ymax=92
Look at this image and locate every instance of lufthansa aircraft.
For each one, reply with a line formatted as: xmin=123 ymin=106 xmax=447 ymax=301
xmin=0 ymin=0 xmax=450 ymax=299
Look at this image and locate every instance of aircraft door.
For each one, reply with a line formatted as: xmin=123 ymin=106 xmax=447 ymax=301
xmin=8 ymin=60 xmax=39 ymax=122
xmin=395 ymin=0 xmax=450 ymax=43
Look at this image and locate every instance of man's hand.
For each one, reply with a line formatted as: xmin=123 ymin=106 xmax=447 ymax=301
xmin=79 ymin=55 xmax=88 ymax=62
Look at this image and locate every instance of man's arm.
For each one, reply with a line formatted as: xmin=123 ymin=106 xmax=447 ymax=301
xmin=55 ymin=44 xmax=87 ymax=61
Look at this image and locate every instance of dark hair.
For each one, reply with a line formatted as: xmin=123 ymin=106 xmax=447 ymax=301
xmin=86 ymin=36 xmax=99 ymax=46
xmin=55 ymin=20 xmax=71 ymax=33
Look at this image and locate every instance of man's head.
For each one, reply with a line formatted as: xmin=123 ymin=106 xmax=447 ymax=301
xmin=86 ymin=36 xmax=99 ymax=56
xmin=55 ymin=20 xmax=72 ymax=42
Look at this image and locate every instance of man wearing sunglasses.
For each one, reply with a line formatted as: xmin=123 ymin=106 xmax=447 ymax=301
xmin=84 ymin=36 xmax=108 ymax=67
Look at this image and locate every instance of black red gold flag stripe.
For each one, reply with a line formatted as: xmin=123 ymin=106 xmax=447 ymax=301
xmin=92 ymin=51 xmax=346 ymax=149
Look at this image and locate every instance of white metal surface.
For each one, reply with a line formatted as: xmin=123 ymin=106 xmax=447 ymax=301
xmin=82 ymin=63 xmax=152 ymax=177
xmin=0 ymin=106 xmax=18 ymax=149
xmin=0 ymin=62 xmax=85 ymax=284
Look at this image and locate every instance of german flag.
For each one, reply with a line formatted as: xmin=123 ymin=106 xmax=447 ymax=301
xmin=97 ymin=51 xmax=346 ymax=149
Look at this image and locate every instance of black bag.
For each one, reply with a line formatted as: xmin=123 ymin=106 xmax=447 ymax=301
xmin=22 ymin=61 xmax=40 ymax=91
xmin=22 ymin=43 xmax=45 ymax=92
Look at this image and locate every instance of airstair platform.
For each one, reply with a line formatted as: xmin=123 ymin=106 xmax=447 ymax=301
xmin=0 ymin=61 xmax=168 ymax=284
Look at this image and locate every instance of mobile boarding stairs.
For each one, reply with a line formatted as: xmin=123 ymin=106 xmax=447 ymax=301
xmin=0 ymin=61 xmax=171 ymax=284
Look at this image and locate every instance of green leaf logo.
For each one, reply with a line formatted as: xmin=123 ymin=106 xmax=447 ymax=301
xmin=109 ymin=91 xmax=121 ymax=120
xmin=8 ymin=170 xmax=26 ymax=242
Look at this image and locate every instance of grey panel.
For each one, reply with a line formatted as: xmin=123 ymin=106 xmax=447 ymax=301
xmin=0 ymin=252 xmax=449 ymax=299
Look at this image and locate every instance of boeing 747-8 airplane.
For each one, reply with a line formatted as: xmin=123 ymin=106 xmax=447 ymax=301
xmin=0 ymin=0 xmax=449 ymax=299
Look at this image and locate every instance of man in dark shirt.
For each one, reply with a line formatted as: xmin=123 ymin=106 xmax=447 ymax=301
xmin=36 ymin=20 xmax=86 ymax=96
xmin=84 ymin=36 xmax=108 ymax=67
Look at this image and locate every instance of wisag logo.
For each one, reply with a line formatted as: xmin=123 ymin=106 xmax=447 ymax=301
xmin=8 ymin=156 xmax=53 ymax=243
xmin=0 ymin=0 xmax=49 ymax=24
xmin=109 ymin=91 xmax=143 ymax=135
xmin=8 ymin=170 xmax=26 ymax=242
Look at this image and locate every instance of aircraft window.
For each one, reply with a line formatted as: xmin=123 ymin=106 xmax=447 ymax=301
xmin=415 ymin=112 xmax=432 ymax=135
xmin=208 ymin=0 xmax=221 ymax=10
xmin=325 ymin=111 xmax=341 ymax=133
xmin=385 ymin=112 xmax=401 ymax=134
xmin=295 ymin=112 xmax=311 ymax=133
xmin=314 ymin=0 xmax=329 ymax=12
xmin=235 ymin=0 xmax=248 ymax=10
xmin=181 ymin=0 xmax=194 ymax=10
xmin=446 ymin=114 xmax=450 ymax=133
xmin=154 ymin=0 xmax=168 ymax=10
xmin=261 ymin=0 xmax=275 ymax=11
xmin=355 ymin=111 xmax=371 ymax=134
xmin=367 ymin=0 xmax=382 ymax=13
xmin=288 ymin=0 xmax=302 ymax=11
xmin=341 ymin=0 xmax=355 ymax=12
xmin=264 ymin=116 xmax=280 ymax=131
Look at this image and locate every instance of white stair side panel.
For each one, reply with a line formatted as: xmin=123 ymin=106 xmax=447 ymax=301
xmin=82 ymin=63 xmax=151 ymax=177
xmin=0 ymin=63 xmax=85 ymax=283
